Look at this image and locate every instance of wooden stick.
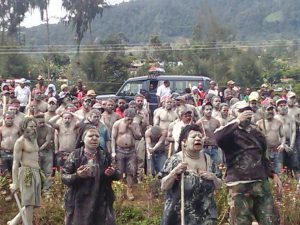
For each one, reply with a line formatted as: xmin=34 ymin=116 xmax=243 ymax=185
xmin=2 ymin=95 xmax=6 ymax=116
xmin=180 ymin=141 xmax=185 ymax=225
xmin=167 ymin=142 xmax=173 ymax=158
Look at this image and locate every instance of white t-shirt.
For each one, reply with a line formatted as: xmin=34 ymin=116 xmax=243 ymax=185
xmin=14 ymin=86 xmax=31 ymax=106
xmin=156 ymin=84 xmax=171 ymax=98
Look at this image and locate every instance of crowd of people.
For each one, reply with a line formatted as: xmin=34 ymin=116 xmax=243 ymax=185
xmin=0 ymin=76 xmax=299 ymax=225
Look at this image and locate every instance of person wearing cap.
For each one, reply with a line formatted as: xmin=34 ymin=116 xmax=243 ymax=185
xmin=156 ymin=80 xmax=171 ymax=107
xmin=207 ymin=80 xmax=218 ymax=97
xmin=248 ymin=91 xmax=263 ymax=124
xmin=86 ymin=90 xmax=97 ymax=105
xmin=172 ymin=108 xmax=193 ymax=152
xmin=197 ymin=102 xmax=221 ymax=174
xmin=14 ymin=78 xmax=31 ymax=113
xmin=45 ymin=97 xmax=58 ymax=123
xmin=58 ymin=84 xmax=69 ymax=100
xmin=75 ymin=96 xmax=93 ymax=119
xmin=34 ymin=75 xmax=47 ymax=95
xmin=215 ymin=101 xmax=282 ymax=225
xmin=275 ymin=98 xmax=300 ymax=175
xmin=44 ymin=83 xmax=57 ymax=99
xmin=256 ymin=104 xmax=285 ymax=173
xmin=224 ymin=80 xmax=239 ymax=105
xmin=175 ymin=95 xmax=200 ymax=122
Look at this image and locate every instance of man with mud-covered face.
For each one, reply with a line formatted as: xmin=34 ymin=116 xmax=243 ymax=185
xmin=101 ymin=98 xmax=121 ymax=135
xmin=215 ymin=101 xmax=282 ymax=225
xmin=75 ymin=96 xmax=92 ymax=119
xmin=0 ymin=112 xmax=20 ymax=174
xmin=8 ymin=117 xmax=41 ymax=225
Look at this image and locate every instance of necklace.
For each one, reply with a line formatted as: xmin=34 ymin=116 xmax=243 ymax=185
xmin=84 ymin=150 xmax=97 ymax=160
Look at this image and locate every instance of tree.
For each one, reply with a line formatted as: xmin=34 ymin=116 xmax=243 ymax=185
xmin=62 ymin=0 xmax=108 ymax=54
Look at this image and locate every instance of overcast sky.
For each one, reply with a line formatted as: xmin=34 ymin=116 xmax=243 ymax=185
xmin=22 ymin=0 xmax=129 ymax=28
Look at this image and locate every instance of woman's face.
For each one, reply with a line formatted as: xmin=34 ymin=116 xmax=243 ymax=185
xmin=84 ymin=129 xmax=100 ymax=149
xmin=185 ymin=130 xmax=203 ymax=152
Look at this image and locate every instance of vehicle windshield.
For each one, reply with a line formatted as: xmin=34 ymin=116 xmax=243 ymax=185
xmin=118 ymin=81 xmax=143 ymax=96
xmin=157 ymin=79 xmax=209 ymax=93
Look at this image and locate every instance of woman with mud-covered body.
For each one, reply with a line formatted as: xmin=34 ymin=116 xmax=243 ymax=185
xmin=160 ymin=124 xmax=222 ymax=225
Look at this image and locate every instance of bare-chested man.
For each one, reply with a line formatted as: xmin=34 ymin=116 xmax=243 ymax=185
xmin=101 ymin=98 xmax=121 ymax=134
xmin=27 ymin=90 xmax=47 ymax=115
xmin=145 ymin=126 xmax=167 ymax=176
xmin=0 ymin=112 xmax=20 ymax=174
xmin=49 ymin=111 xmax=82 ymax=168
xmin=8 ymin=117 xmax=41 ymax=225
xmin=44 ymin=97 xmax=58 ymax=123
xmin=153 ymin=96 xmax=178 ymax=132
xmin=111 ymin=108 xmax=142 ymax=200
xmin=275 ymin=99 xmax=300 ymax=173
xmin=256 ymin=105 xmax=285 ymax=173
xmin=134 ymin=94 xmax=150 ymax=182
xmin=55 ymin=94 xmax=72 ymax=115
xmin=175 ymin=95 xmax=200 ymax=121
xmin=75 ymin=96 xmax=92 ymax=119
xmin=216 ymin=103 xmax=231 ymax=126
xmin=35 ymin=114 xmax=54 ymax=189
xmin=211 ymin=95 xmax=222 ymax=118
xmin=9 ymin=98 xmax=25 ymax=127
xmin=196 ymin=102 xmax=221 ymax=172
xmin=287 ymin=91 xmax=300 ymax=165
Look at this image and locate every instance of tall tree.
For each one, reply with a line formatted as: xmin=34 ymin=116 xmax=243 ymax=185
xmin=62 ymin=0 xmax=108 ymax=54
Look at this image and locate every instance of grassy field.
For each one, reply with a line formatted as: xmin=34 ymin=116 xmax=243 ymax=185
xmin=0 ymin=173 xmax=299 ymax=225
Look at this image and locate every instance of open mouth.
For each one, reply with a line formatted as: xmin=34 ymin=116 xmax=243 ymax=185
xmin=194 ymin=142 xmax=202 ymax=147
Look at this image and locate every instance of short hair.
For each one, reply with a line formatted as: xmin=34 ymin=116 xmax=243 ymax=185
xmin=128 ymin=100 xmax=137 ymax=106
xmin=3 ymin=111 xmax=14 ymax=118
xmin=117 ymin=96 xmax=126 ymax=102
xmin=124 ymin=108 xmax=136 ymax=118
xmin=106 ymin=98 xmax=115 ymax=104
xmin=82 ymin=126 xmax=99 ymax=141
xmin=134 ymin=94 xmax=144 ymax=99
xmin=89 ymin=109 xmax=101 ymax=116
xmin=211 ymin=95 xmax=221 ymax=102
xmin=177 ymin=124 xmax=202 ymax=152
xmin=9 ymin=98 xmax=20 ymax=104
xmin=65 ymin=103 xmax=77 ymax=109
xmin=220 ymin=103 xmax=229 ymax=109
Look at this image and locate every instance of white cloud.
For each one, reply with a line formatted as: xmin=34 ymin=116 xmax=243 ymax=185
xmin=22 ymin=0 xmax=129 ymax=28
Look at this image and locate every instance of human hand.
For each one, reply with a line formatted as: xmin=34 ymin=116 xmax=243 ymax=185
xmin=199 ymin=171 xmax=217 ymax=181
xmin=9 ymin=183 xmax=18 ymax=193
xmin=172 ymin=162 xmax=188 ymax=175
xmin=277 ymin=144 xmax=285 ymax=152
xmin=273 ymin=173 xmax=283 ymax=196
xmin=111 ymin=152 xmax=116 ymax=160
xmin=104 ymin=166 xmax=115 ymax=176
xmin=237 ymin=110 xmax=253 ymax=123
xmin=76 ymin=165 xmax=90 ymax=178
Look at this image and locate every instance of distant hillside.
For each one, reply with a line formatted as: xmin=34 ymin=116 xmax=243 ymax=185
xmin=22 ymin=0 xmax=300 ymax=45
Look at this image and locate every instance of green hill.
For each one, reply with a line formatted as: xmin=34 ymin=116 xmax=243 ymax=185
xmin=22 ymin=0 xmax=300 ymax=45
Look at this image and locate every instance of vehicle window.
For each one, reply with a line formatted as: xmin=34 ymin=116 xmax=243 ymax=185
xmin=171 ymin=80 xmax=204 ymax=93
xmin=118 ymin=81 xmax=143 ymax=96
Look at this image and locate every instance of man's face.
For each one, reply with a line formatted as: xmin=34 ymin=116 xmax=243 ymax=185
xmin=249 ymin=100 xmax=258 ymax=111
xmin=47 ymin=101 xmax=57 ymax=112
xmin=4 ymin=115 xmax=14 ymax=127
xmin=165 ymin=99 xmax=172 ymax=110
xmin=89 ymin=113 xmax=100 ymax=125
xmin=36 ymin=117 xmax=45 ymax=128
xmin=83 ymin=129 xmax=100 ymax=150
xmin=11 ymin=102 xmax=20 ymax=111
xmin=245 ymin=88 xmax=251 ymax=95
xmin=198 ymin=83 xmax=203 ymax=90
xmin=203 ymin=105 xmax=213 ymax=117
xmin=8 ymin=106 xmax=17 ymax=115
xmin=135 ymin=97 xmax=144 ymax=109
xmin=287 ymin=97 xmax=297 ymax=106
xmin=83 ymin=98 xmax=92 ymax=109
xmin=221 ymin=106 xmax=229 ymax=118
xmin=118 ymin=99 xmax=126 ymax=110
xmin=186 ymin=130 xmax=203 ymax=152
xmin=106 ymin=101 xmax=115 ymax=113
xmin=181 ymin=113 xmax=192 ymax=124
xmin=62 ymin=114 xmax=72 ymax=125
xmin=266 ymin=108 xmax=274 ymax=120
xmin=212 ymin=97 xmax=221 ymax=109
xmin=124 ymin=116 xmax=134 ymax=125
xmin=34 ymin=91 xmax=42 ymax=101
xmin=277 ymin=103 xmax=288 ymax=115
xmin=26 ymin=121 xmax=37 ymax=137
xmin=164 ymin=81 xmax=170 ymax=87
xmin=20 ymin=83 xmax=25 ymax=88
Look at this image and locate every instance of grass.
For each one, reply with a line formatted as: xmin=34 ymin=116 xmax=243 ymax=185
xmin=0 ymin=173 xmax=299 ymax=225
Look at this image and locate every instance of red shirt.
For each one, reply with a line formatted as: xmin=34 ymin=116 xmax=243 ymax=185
xmin=115 ymin=107 xmax=125 ymax=118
